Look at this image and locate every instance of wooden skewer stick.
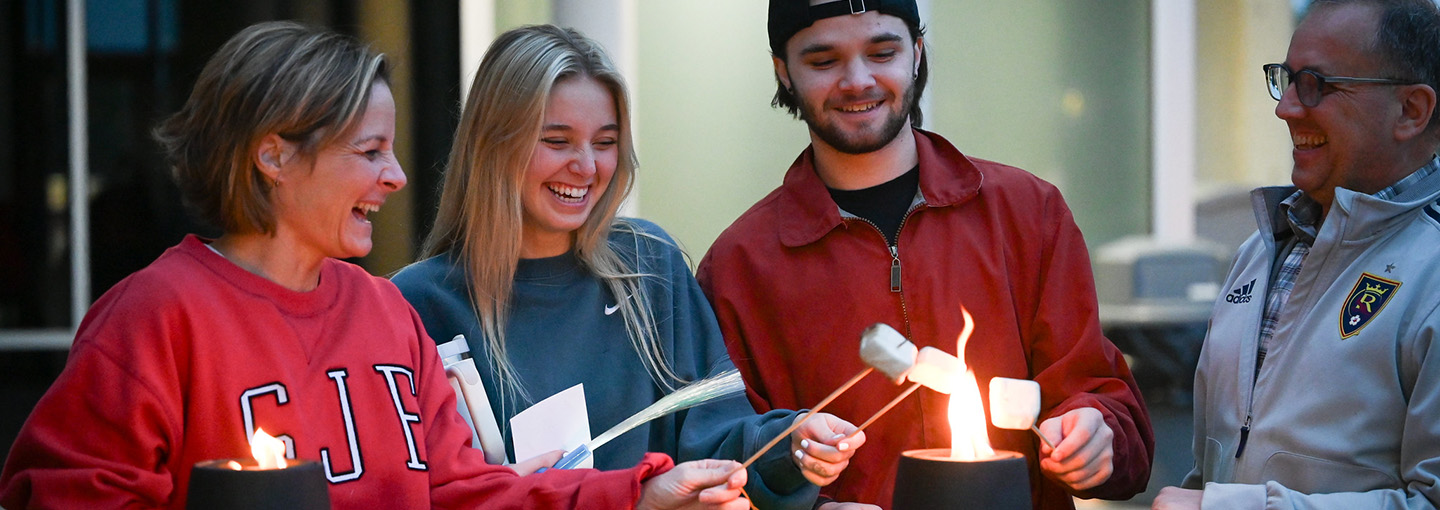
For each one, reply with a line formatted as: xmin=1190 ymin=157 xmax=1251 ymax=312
xmin=1031 ymin=424 xmax=1057 ymax=450
xmin=734 ymin=368 xmax=875 ymax=509
xmin=852 ymin=381 xmax=921 ymax=434
xmin=737 ymin=367 xmax=874 ymax=471
xmin=741 ymin=487 xmax=756 ymax=510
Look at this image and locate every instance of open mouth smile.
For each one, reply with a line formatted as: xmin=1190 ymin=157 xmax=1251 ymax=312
xmin=547 ymin=183 xmax=589 ymax=203
xmin=352 ymin=202 xmax=380 ymax=223
xmin=1292 ymin=133 xmax=1327 ymax=150
xmin=837 ymin=100 xmax=882 ymax=113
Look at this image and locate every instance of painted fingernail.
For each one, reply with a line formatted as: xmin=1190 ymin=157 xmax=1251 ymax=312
xmin=801 ymin=439 xmax=810 ymax=449
xmin=838 ymin=442 xmax=850 ymax=451
xmin=831 ymin=433 xmax=846 ymax=440
xmin=794 ymin=449 xmax=805 ymax=459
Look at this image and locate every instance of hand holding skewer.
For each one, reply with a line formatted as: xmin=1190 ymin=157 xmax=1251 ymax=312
xmin=990 ymin=377 xmax=1113 ymax=490
xmin=736 ymin=368 xmax=871 ymax=472
xmin=849 ymin=315 xmax=970 ymax=435
xmin=1036 ymin=407 xmax=1115 ymax=491
xmin=735 ymin=318 xmax=974 ymax=502
xmin=732 ymin=369 xmax=871 ymax=508
xmin=729 ymin=322 xmax=922 ymax=507
xmin=788 ymin=413 xmax=865 ymax=486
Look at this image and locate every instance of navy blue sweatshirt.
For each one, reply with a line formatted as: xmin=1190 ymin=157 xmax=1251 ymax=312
xmin=392 ymin=218 xmax=815 ymax=508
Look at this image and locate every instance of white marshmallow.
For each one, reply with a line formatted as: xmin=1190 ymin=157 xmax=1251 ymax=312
xmin=904 ymin=347 xmax=961 ymax=394
xmin=988 ymin=377 xmax=1042 ymax=430
xmin=859 ymin=323 xmax=918 ymax=383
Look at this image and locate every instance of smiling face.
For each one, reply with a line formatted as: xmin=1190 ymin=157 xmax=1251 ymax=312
xmin=271 ymin=81 xmax=406 ymax=262
xmin=519 ymin=76 xmax=619 ymax=258
xmin=1277 ymin=3 xmax=1407 ymax=208
xmin=776 ymin=11 xmax=921 ymax=155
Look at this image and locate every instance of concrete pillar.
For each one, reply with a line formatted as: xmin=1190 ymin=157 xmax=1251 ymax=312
xmin=1152 ymin=0 xmax=1197 ymax=242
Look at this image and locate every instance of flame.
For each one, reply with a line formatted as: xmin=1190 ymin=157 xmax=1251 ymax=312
xmin=249 ymin=428 xmax=288 ymax=469
xmin=947 ymin=307 xmax=995 ymax=460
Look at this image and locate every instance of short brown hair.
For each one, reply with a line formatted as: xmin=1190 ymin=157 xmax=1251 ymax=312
xmin=1309 ymin=0 xmax=1440 ymax=130
xmin=154 ymin=20 xmax=389 ymax=234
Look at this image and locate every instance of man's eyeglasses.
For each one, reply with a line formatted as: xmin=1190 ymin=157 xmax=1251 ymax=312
xmin=1263 ymin=63 xmax=1417 ymax=107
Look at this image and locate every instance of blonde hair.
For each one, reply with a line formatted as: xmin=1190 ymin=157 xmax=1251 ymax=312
xmin=422 ymin=25 xmax=684 ymax=411
xmin=154 ymin=20 xmax=388 ymax=234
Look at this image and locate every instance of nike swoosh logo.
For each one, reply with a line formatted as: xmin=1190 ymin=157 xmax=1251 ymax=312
xmin=604 ymin=303 xmax=620 ymax=315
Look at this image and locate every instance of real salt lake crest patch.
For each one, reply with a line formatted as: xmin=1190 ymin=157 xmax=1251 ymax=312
xmin=1340 ymin=272 xmax=1401 ymax=339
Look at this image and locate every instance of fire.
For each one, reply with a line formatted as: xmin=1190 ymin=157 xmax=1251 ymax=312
xmin=947 ymin=307 xmax=995 ymax=460
xmin=250 ymin=428 xmax=289 ymax=469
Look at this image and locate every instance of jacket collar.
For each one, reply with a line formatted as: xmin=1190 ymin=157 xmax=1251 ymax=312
xmin=1250 ymin=158 xmax=1440 ymax=243
xmin=776 ymin=128 xmax=983 ymax=247
xmin=1251 ymin=186 xmax=1296 ymax=242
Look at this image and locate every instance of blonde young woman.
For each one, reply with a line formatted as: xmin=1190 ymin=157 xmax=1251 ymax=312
xmin=0 ymin=21 xmax=751 ymax=510
xmin=392 ymin=25 xmax=864 ymax=510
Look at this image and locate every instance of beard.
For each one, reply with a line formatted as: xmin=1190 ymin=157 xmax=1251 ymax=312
xmin=797 ymin=81 xmax=917 ymax=155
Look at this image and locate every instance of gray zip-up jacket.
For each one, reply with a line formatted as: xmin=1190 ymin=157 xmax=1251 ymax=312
xmin=1182 ymin=169 xmax=1440 ymax=509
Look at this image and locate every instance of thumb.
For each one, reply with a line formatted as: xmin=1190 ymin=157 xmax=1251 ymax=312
xmin=512 ymin=450 xmax=565 ymax=476
xmin=688 ymin=459 xmax=744 ymax=485
xmin=1038 ymin=416 xmax=1066 ymax=455
xmin=824 ymin=413 xmax=860 ymax=436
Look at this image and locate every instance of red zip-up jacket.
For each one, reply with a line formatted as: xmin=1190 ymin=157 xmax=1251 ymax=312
xmin=697 ymin=129 xmax=1153 ymax=509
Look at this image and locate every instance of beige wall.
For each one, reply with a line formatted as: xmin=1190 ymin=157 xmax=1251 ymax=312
xmin=1191 ymin=0 xmax=1294 ymax=249
xmin=633 ymin=1 xmax=811 ymax=257
xmin=1196 ymin=0 xmax=1295 ymax=196
xmin=358 ymin=0 xmax=416 ymax=276
xmin=497 ymin=1 xmax=551 ymax=29
xmin=928 ymin=1 xmax=1151 ymax=246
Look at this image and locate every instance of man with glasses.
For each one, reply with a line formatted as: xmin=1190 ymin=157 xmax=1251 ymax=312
xmin=1154 ymin=1 xmax=1440 ymax=508
xmin=696 ymin=1 xmax=1155 ymax=508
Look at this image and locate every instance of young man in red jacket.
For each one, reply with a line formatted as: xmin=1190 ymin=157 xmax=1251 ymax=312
xmin=696 ymin=1 xmax=1155 ymax=508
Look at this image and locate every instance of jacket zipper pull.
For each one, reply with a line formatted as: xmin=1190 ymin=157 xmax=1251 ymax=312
xmin=1235 ymin=415 xmax=1252 ymax=458
xmin=889 ymin=246 xmax=902 ymax=293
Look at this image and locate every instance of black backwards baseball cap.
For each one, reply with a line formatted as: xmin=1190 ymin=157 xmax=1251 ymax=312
xmin=767 ymin=0 xmax=922 ymax=57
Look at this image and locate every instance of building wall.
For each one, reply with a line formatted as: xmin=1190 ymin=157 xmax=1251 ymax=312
xmin=632 ymin=1 xmax=811 ymax=257
xmin=358 ymin=0 xmax=417 ymax=275
xmin=626 ymin=0 xmax=1292 ymax=258
xmin=928 ymin=0 xmax=1151 ymax=247
xmin=631 ymin=1 xmax=1154 ymax=256
xmin=1196 ymin=0 xmax=1295 ymax=196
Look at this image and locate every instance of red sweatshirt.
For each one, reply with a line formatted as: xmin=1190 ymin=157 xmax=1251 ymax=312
xmin=698 ymin=130 xmax=1154 ymax=509
xmin=0 ymin=235 xmax=670 ymax=509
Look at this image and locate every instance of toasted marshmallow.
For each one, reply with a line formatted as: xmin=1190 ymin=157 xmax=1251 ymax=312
xmin=904 ymin=347 xmax=961 ymax=394
xmin=859 ymin=323 xmax=918 ymax=383
xmin=989 ymin=377 xmax=1042 ymax=430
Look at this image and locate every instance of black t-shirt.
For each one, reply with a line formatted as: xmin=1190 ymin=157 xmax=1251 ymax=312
xmin=827 ymin=165 xmax=920 ymax=246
